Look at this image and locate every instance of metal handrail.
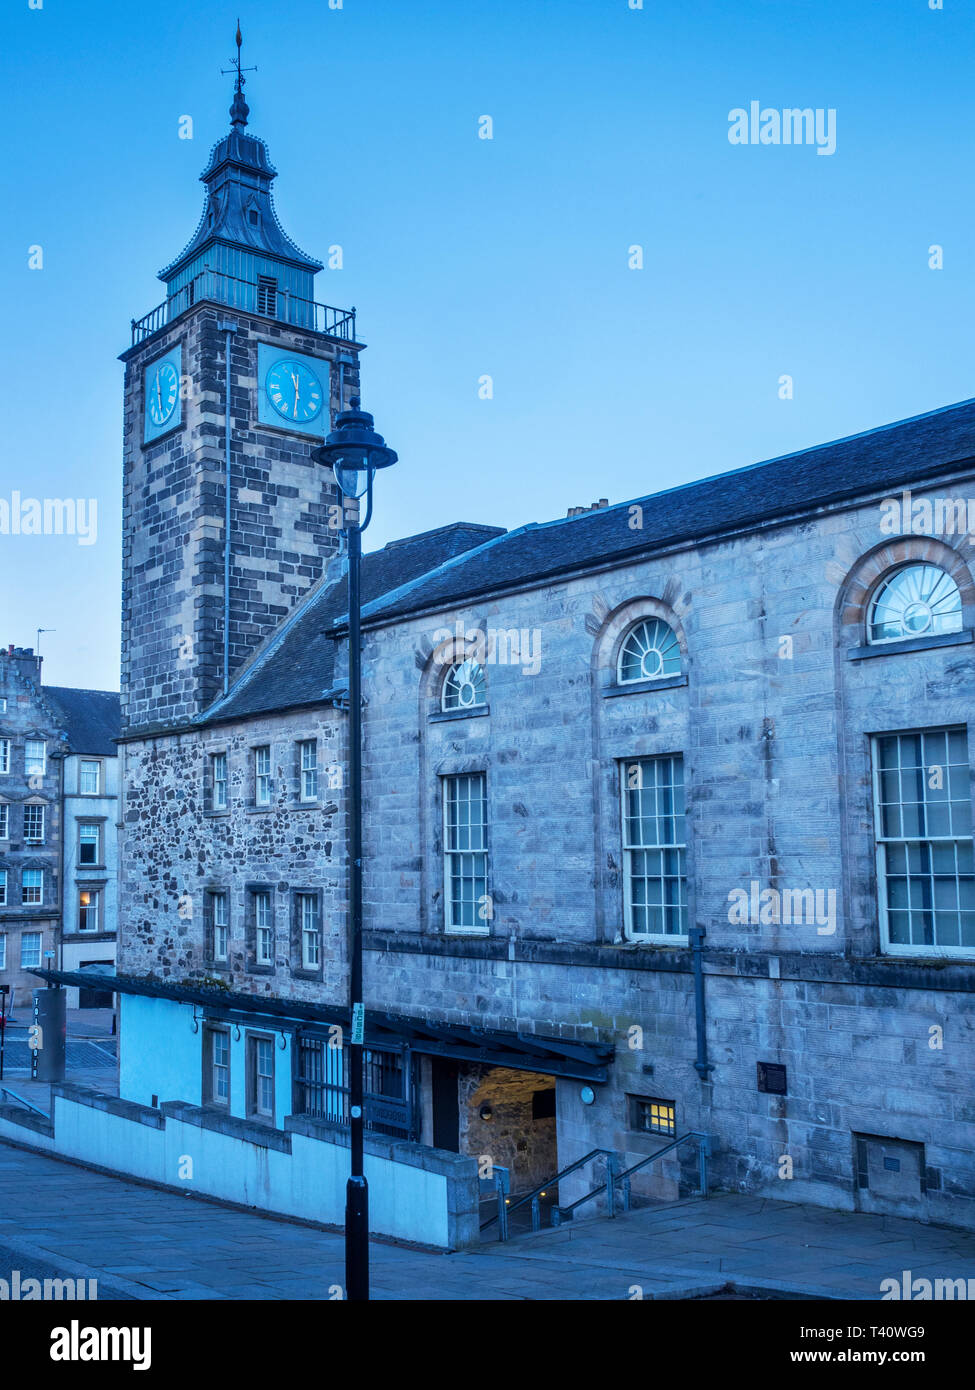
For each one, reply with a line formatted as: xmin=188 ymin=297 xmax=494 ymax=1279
xmin=0 ymin=1086 xmax=49 ymax=1119
xmin=480 ymin=1147 xmax=619 ymax=1234
xmin=615 ymin=1131 xmax=710 ymax=1211
xmin=131 ymin=267 xmax=356 ymax=345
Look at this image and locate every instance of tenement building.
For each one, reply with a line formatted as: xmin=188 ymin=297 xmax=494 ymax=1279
xmin=43 ymin=79 xmax=975 ymax=1233
xmin=0 ymin=647 xmax=120 ymax=1008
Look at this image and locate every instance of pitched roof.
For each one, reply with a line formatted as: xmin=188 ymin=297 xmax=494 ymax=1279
xmin=200 ymin=522 xmax=506 ymax=725
xmin=45 ymin=687 xmax=121 ymax=756
xmin=360 ymin=396 xmax=975 ymax=626
xmin=201 ymin=394 xmax=975 ymax=729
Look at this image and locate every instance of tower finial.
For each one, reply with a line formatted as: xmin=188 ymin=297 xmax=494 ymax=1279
xmin=222 ymin=19 xmax=256 ymax=129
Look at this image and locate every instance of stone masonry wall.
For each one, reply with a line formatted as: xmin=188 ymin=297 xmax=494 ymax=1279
xmin=117 ymin=706 xmax=347 ymax=1005
xmin=120 ymin=307 xmax=360 ymax=733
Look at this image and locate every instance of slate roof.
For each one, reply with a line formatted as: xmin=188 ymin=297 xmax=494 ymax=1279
xmin=359 ymin=396 xmax=975 ymax=627
xmin=201 ymin=395 xmax=975 ymax=729
xmin=200 ymin=522 xmax=506 ymax=725
xmin=159 ymin=126 xmax=322 ymax=282
xmin=45 ymin=687 xmax=121 ymax=756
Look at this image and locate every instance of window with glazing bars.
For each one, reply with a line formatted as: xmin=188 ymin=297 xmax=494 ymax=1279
xmin=622 ymin=755 xmax=687 ymax=939
xmin=212 ymin=752 xmax=227 ymax=811
xmin=443 ymin=773 xmax=488 ymax=932
xmin=255 ymin=747 xmax=271 ymax=806
xmin=23 ymin=805 xmax=44 ymax=843
xmin=255 ymin=890 xmax=274 ymax=965
xmin=874 ymin=728 xmax=974 ymax=953
xmin=299 ymin=741 xmax=318 ymax=801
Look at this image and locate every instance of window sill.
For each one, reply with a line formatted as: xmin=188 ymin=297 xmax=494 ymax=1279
xmin=205 ymin=960 xmax=231 ymax=974
xmin=247 ymin=963 xmax=275 ymax=976
xmin=847 ymin=630 xmax=973 ymax=661
xmin=291 ymin=967 xmax=323 ymax=982
xmin=247 ymin=805 xmax=275 ymax=814
xmin=204 ymin=808 xmax=231 ymax=819
xmin=429 ymin=705 xmax=490 ymax=724
xmin=445 ymin=928 xmax=490 ymax=938
xmin=602 ymin=675 xmax=688 ymax=697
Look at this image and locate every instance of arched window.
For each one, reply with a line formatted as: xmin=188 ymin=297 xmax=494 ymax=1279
xmin=868 ymin=564 xmax=963 ymax=645
xmin=617 ymin=618 xmax=682 ymax=684
xmin=442 ymin=659 xmax=486 ymax=712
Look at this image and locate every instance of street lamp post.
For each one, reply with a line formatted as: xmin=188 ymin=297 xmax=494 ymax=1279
xmin=316 ymin=398 xmax=397 ymax=1303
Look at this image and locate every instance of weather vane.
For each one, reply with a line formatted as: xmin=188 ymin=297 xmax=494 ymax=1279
xmin=221 ymin=20 xmax=256 ymax=96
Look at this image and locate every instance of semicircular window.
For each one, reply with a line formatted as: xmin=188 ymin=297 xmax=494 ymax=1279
xmin=618 ymin=618 xmax=682 ymax=684
xmin=442 ymin=659 xmax=486 ymax=711
xmin=868 ymin=564 xmax=963 ymax=645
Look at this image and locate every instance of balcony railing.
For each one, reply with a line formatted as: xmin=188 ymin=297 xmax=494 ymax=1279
xmin=131 ymin=267 xmax=356 ymax=345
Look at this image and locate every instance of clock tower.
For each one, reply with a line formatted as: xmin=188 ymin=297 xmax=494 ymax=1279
xmin=120 ymin=57 xmax=361 ymax=734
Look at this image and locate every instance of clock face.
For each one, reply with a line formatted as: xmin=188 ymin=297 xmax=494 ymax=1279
xmin=265 ymin=359 xmax=323 ymax=424
xmin=147 ymin=359 xmax=179 ymax=428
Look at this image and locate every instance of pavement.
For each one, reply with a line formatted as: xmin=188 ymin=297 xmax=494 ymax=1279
xmin=2 ymin=1139 xmax=975 ymax=1300
xmin=2 ymin=1005 xmax=974 ymax=1301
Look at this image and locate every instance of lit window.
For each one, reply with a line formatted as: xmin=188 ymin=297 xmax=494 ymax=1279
xmin=622 ymin=756 xmax=687 ymax=939
xmin=212 ymin=752 xmax=228 ymax=811
xmin=874 ymin=728 xmax=974 ymax=954
xmin=442 ymin=660 xmax=486 ymax=712
xmin=79 ymin=760 xmax=100 ymax=795
xmin=249 ymin=1035 xmax=275 ymax=1118
xmin=79 ymin=889 xmax=99 ymax=932
xmin=0 ymin=740 xmax=9 ymax=774
xmin=21 ymin=932 xmax=41 ymax=969
xmin=444 ymin=773 xmax=489 ymax=933
xmin=255 ymin=891 xmax=274 ymax=966
xmin=0 ymin=804 xmax=7 ymax=839
xmin=21 ymin=869 xmax=43 ymax=906
xmin=79 ymin=824 xmax=100 ymax=865
xmin=630 ymin=1096 xmax=676 ymax=1137
xmin=211 ymin=892 xmax=229 ymax=962
xmin=299 ymin=741 xmax=318 ymax=801
xmin=618 ymin=619 xmax=682 ymax=684
xmin=23 ymin=804 xmax=44 ymax=843
xmin=255 ymin=747 xmax=272 ymax=806
xmin=0 ymin=871 xmax=6 ymax=906
xmin=25 ymin=741 xmax=46 ymax=777
xmin=868 ymin=565 xmax=963 ymax=645
xmin=298 ymin=893 xmax=320 ymax=969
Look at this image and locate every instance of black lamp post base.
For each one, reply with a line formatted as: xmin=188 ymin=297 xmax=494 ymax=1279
xmin=345 ymin=1174 xmax=369 ymax=1301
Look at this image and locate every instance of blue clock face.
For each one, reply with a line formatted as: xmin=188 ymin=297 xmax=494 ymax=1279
xmin=147 ymin=359 xmax=179 ymax=428
xmin=265 ymin=359 xmax=323 ymax=424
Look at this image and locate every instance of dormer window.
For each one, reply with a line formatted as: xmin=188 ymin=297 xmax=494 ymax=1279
xmin=248 ymin=208 xmax=260 ymax=226
xmin=257 ymin=275 xmax=277 ymax=317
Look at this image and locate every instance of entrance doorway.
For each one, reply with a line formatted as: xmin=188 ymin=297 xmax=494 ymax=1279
xmin=431 ymin=1057 xmax=460 ymax=1151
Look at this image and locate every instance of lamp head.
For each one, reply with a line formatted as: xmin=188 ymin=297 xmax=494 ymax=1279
xmin=315 ymin=397 xmax=398 ymax=499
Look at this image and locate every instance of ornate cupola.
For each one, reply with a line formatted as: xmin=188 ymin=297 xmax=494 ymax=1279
xmin=157 ymin=29 xmax=323 ymax=330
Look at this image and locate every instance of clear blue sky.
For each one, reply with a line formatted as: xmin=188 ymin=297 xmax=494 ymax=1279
xmin=1 ymin=0 xmax=972 ymax=691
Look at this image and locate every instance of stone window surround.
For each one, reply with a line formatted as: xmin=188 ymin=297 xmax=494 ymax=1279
xmin=839 ymin=536 xmax=975 ymax=652
xmin=251 ymin=743 xmax=274 ymax=811
xmin=76 ymin=817 xmax=106 ymax=868
xmin=594 ymin=596 xmax=690 ymax=696
xmin=290 ymin=887 xmax=324 ymax=981
xmin=204 ymin=747 xmax=230 ymax=817
xmin=202 ymin=1024 xmax=231 ymax=1108
xmin=245 ymin=881 xmax=276 ymax=976
xmin=295 ymin=738 xmax=320 ymax=805
xmin=442 ymin=768 xmax=490 ymax=939
xmin=203 ymin=886 xmax=231 ymax=973
xmin=245 ymin=1029 xmax=276 ymax=1123
xmin=77 ymin=758 xmax=104 ymax=796
xmin=77 ymin=882 xmax=106 ymax=933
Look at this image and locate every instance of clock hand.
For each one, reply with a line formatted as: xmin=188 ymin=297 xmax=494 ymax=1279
xmin=156 ymin=378 xmax=162 ymax=416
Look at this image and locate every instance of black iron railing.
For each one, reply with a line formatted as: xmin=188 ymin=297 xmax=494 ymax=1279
xmin=131 ymin=267 xmax=356 ymax=344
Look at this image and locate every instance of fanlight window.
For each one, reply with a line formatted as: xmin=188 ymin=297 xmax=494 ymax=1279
xmin=868 ymin=565 xmax=962 ymax=645
xmin=442 ymin=659 xmax=486 ymax=711
xmin=618 ymin=619 xmax=682 ymax=684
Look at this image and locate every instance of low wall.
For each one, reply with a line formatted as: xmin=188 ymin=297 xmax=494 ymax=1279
xmin=0 ymin=1084 xmax=480 ymax=1251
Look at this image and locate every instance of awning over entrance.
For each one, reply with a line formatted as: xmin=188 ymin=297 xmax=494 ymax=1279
xmin=32 ymin=969 xmax=614 ymax=1082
